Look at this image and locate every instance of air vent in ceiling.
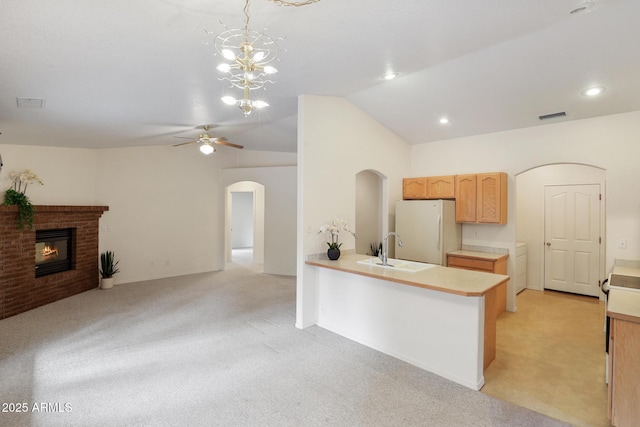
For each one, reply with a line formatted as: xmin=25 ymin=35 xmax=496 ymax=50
xmin=16 ymin=97 xmax=46 ymax=109
xmin=538 ymin=111 xmax=567 ymax=120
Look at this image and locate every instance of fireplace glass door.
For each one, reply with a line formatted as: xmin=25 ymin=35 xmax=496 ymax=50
xmin=35 ymin=228 xmax=73 ymax=277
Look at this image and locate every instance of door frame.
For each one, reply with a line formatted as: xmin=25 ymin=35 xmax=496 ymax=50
xmin=225 ymin=181 xmax=265 ymax=268
xmin=515 ymin=164 xmax=606 ymax=299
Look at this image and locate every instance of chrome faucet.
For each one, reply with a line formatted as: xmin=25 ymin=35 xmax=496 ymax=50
xmin=379 ymin=232 xmax=404 ymax=266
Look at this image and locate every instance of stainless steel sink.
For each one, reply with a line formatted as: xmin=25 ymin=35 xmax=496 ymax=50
xmin=356 ymin=257 xmax=436 ymax=273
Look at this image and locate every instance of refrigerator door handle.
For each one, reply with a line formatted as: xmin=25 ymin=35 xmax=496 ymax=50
xmin=437 ymin=215 xmax=441 ymax=251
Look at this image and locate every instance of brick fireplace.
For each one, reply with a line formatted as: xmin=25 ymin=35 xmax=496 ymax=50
xmin=0 ymin=205 xmax=109 ymax=320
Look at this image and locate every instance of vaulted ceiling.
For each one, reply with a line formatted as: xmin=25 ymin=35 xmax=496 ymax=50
xmin=1 ymin=0 xmax=639 ymax=153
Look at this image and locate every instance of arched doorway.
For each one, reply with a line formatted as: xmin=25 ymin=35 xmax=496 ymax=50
xmin=516 ymin=163 xmax=605 ymax=295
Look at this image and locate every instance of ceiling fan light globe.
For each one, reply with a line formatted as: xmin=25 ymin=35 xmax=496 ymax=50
xmin=200 ymin=144 xmax=215 ymax=155
xmin=221 ymin=96 xmax=237 ymax=105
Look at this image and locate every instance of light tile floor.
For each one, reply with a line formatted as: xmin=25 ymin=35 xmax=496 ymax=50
xmin=482 ymin=289 xmax=609 ymax=427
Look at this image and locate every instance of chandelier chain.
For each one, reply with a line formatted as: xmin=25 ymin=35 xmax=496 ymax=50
xmin=244 ymin=0 xmax=250 ymax=37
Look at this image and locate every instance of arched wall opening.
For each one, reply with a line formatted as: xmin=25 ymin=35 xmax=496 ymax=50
xmin=355 ymin=169 xmax=389 ymax=256
xmin=515 ymin=163 xmax=606 ymax=293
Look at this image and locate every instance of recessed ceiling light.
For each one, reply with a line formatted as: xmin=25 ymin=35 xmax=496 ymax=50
xmin=582 ymin=86 xmax=605 ymax=97
xmin=439 ymin=117 xmax=450 ymax=125
xmin=382 ymin=72 xmax=399 ymax=81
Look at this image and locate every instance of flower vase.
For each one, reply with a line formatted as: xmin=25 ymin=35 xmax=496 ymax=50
xmin=327 ymin=232 xmax=341 ymax=260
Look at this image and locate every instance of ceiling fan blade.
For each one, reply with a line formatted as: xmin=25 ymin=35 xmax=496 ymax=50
xmin=214 ymin=139 xmax=244 ymax=149
xmin=174 ymin=136 xmax=198 ymax=140
xmin=172 ymin=140 xmax=198 ymax=147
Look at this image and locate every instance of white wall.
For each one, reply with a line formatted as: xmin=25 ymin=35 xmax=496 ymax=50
xmin=1 ymin=143 xmax=296 ymax=283
xmin=222 ymin=167 xmax=297 ymax=276
xmin=95 ymin=145 xmax=238 ymax=283
xmin=297 ymin=95 xmax=412 ymax=328
xmin=0 ymin=145 xmax=98 ymax=204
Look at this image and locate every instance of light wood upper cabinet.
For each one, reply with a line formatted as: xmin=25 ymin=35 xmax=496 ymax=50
xmin=402 ymin=177 xmax=428 ymax=199
xmin=404 ymin=173 xmax=507 ymax=224
xmin=426 ymin=175 xmax=455 ymax=199
xmin=403 ymin=175 xmax=456 ymax=200
xmin=477 ymin=172 xmax=508 ymax=224
xmin=455 ymin=172 xmax=507 ymax=224
xmin=455 ymin=174 xmax=477 ymax=222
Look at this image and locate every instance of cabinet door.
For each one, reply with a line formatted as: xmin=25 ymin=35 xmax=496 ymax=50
xmin=426 ymin=175 xmax=455 ymax=199
xmin=477 ymin=172 xmax=507 ymax=224
xmin=403 ymin=177 xmax=428 ymax=199
xmin=455 ymin=174 xmax=477 ymax=222
xmin=447 ymin=255 xmax=494 ymax=272
xmin=610 ymin=319 xmax=640 ymax=426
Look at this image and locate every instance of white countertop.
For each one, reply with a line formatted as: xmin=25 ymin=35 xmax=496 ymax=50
xmin=609 ymin=264 xmax=640 ymax=323
xmin=607 ymin=290 xmax=640 ymax=323
xmin=306 ymin=253 xmax=509 ymax=297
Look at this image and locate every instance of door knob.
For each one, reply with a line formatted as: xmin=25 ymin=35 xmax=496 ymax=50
xmin=546 ymin=242 xmax=551 ymax=246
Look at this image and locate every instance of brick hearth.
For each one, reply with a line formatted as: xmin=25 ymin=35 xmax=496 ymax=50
xmin=0 ymin=205 xmax=108 ymax=320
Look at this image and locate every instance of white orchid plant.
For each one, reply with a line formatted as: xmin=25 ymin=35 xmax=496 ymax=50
xmin=9 ymin=169 xmax=44 ymax=194
xmin=318 ymin=217 xmax=356 ymax=250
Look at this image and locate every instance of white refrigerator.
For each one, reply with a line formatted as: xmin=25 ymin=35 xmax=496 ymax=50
xmin=395 ymin=199 xmax=461 ymax=265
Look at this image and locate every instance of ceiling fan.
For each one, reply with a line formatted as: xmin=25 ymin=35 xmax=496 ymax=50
xmin=173 ymin=125 xmax=243 ymax=154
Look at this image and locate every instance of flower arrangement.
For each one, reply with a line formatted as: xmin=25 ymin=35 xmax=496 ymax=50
xmin=318 ymin=217 xmax=356 ymax=250
xmin=3 ymin=169 xmax=44 ymax=230
xmin=9 ymin=169 xmax=44 ymax=194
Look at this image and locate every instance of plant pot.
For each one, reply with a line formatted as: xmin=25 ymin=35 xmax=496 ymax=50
xmin=100 ymin=277 xmax=114 ymax=289
xmin=327 ymin=248 xmax=341 ymax=261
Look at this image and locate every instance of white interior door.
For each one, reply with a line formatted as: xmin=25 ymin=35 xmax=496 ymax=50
xmin=544 ymin=185 xmax=601 ymax=296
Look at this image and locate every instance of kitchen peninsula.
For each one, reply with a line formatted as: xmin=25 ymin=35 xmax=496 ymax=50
xmin=306 ymin=253 xmax=509 ymax=390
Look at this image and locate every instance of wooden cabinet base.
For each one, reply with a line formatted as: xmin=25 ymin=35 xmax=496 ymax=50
xmin=447 ymin=252 xmax=508 ymax=318
xmin=484 ymin=286 xmax=497 ymax=369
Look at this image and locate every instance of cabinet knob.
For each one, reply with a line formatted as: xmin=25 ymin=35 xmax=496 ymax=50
xmin=546 ymin=242 xmax=551 ymax=247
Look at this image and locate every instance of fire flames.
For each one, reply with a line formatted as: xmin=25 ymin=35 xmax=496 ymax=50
xmin=41 ymin=245 xmax=59 ymax=259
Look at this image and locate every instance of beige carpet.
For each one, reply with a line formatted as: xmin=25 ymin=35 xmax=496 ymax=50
xmin=0 ymin=262 xmax=569 ymax=426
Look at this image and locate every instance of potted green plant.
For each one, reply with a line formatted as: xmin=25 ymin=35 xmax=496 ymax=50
xmin=99 ymin=251 xmax=120 ymax=289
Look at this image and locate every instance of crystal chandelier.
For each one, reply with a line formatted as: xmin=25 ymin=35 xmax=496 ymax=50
xmin=213 ymin=0 xmax=281 ymax=116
